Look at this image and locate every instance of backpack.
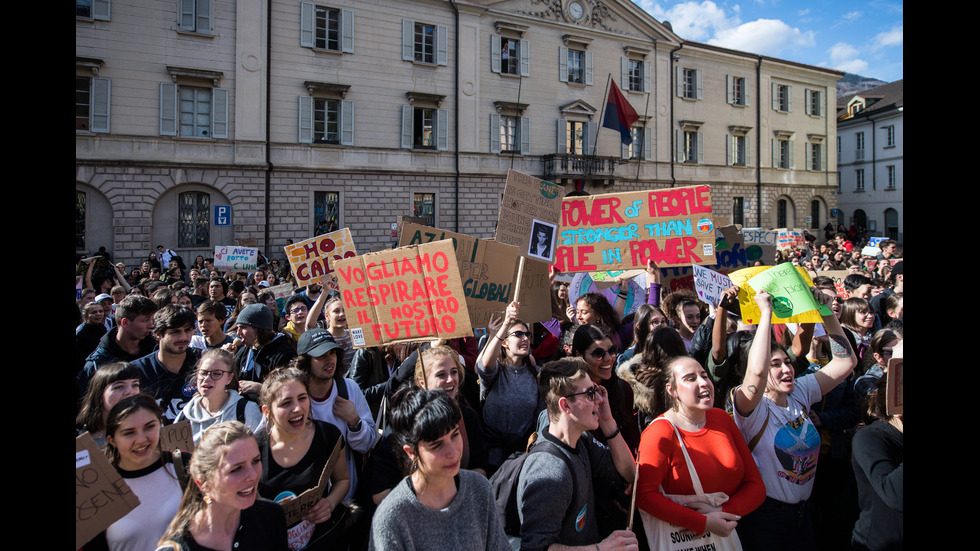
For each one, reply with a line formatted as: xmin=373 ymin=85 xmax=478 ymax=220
xmin=490 ymin=438 xmax=577 ymax=538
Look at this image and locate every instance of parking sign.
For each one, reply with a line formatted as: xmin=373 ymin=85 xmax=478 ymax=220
xmin=214 ymin=206 xmax=230 ymax=226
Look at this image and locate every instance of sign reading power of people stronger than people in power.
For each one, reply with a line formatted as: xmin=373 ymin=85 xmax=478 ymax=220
xmin=555 ymin=185 xmax=716 ymax=272
xmin=333 ymin=240 xmax=473 ymax=348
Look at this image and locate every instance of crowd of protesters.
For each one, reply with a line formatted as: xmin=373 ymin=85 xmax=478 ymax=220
xmin=76 ymin=231 xmax=902 ymax=551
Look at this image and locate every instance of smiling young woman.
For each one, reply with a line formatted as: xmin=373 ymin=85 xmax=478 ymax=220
xmin=174 ymin=349 xmax=265 ymax=444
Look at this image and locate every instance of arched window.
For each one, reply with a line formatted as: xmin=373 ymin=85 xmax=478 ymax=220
xmin=884 ymin=208 xmax=899 ymax=240
xmin=76 ymin=190 xmax=87 ymax=251
xmin=810 ymin=199 xmax=821 ymax=229
xmin=777 ymin=199 xmax=788 ymax=228
xmin=178 ymin=191 xmax=211 ymax=248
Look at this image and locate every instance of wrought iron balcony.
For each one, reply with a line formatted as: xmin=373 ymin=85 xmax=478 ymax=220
xmin=542 ymin=154 xmax=618 ymax=180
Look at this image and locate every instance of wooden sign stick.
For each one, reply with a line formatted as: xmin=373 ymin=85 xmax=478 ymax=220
xmin=513 ymin=256 xmax=526 ymax=304
xmin=627 ymin=449 xmax=640 ymax=531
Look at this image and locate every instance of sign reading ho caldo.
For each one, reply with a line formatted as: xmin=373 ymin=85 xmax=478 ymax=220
xmin=213 ymin=246 xmax=258 ymax=272
xmin=284 ymin=229 xmax=358 ymax=291
xmin=555 ymin=185 xmax=716 ymax=272
xmin=332 ymin=240 xmax=473 ymax=347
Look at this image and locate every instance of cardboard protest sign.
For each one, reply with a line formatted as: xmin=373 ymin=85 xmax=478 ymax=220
xmin=728 ymin=264 xmax=826 ymax=324
xmin=692 ymin=265 xmax=733 ymax=308
xmin=887 ymin=355 xmax=903 ymax=416
xmin=556 ymin=185 xmax=715 ymax=272
xmin=495 ymin=169 xmax=566 ymax=263
xmin=861 ymin=246 xmax=881 ymax=257
xmin=818 ymin=270 xmax=851 ymax=297
xmin=398 ymin=222 xmax=551 ymax=326
xmin=590 ymin=269 xmax=645 ymax=290
xmin=776 ymin=229 xmax=806 ymax=251
xmin=568 ymin=272 xmax=647 ymax=319
xmin=267 ymin=282 xmax=297 ymax=314
xmin=213 ymin=245 xmax=258 ymax=272
xmin=76 ymin=432 xmax=141 ymax=549
xmin=656 ymin=225 xmax=766 ymax=295
xmin=279 ymin=438 xmax=344 ymax=526
xmin=284 ymin=229 xmax=358 ymax=291
xmin=746 ymin=263 xmax=833 ymax=319
xmin=740 ymin=228 xmax=778 ymax=265
xmin=160 ymin=420 xmax=195 ymax=453
xmin=334 ymin=240 xmax=473 ymax=347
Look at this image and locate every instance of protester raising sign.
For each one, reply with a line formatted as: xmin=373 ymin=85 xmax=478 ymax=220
xmin=729 ymin=263 xmax=828 ymax=324
xmin=398 ymin=222 xmax=552 ymax=326
xmin=284 ymin=229 xmax=357 ymax=291
xmin=691 ymin=264 xmax=734 ymax=308
xmin=555 ymin=185 xmax=715 ymax=272
xmin=333 ymin=240 xmax=473 ymax=347
xmin=494 ymin=169 xmax=566 ymax=264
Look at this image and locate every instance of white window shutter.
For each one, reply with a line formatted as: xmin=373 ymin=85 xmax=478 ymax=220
xmin=489 ymin=113 xmax=500 ymax=153
xmin=341 ymin=10 xmax=354 ymax=52
xmin=805 ymin=142 xmax=812 ymax=170
xmin=621 ymin=57 xmax=628 ymax=87
xmin=675 ymin=66 xmax=683 ymax=97
xmin=437 ymin=109 xmax=448 ymax=150
xmin=744 ymin=79 xmax=751 ymax=106
xmin=745 ymin=138 xmax=751 ymax=166
xmin=557 ymin=119 xmax=566 ymax=153
xmin=179 ymin=0 xmax=194 ymax=31
xmin=91 ymin=77 xmax=110 ymax=133
xmin=490 ymin=35 xmax=501 ymax=74
xmin=643 ymin=127 xmax=652 ymax=160
xmin=772 ymin=83 xmax=778 ymax=111
xmin=643 ymin=61 xmax=651 ymax=92
xmin=559 ymin=46 xmax=568 ymax=82
xmin=212 ymin=87 xmax=228 ymax=139
xmin=787 ymin=86 xmax=793 ymax=112
xmin=402 ymin=20 xmax=414 ymax=61
xmin=520 ymin=40 xmax=530 ymax=77
xmin=341 ymin=100 xmax=354 ymax=145
xmin=93 ymin=0 xmax=110 ymax=20
xmin=789 ymin=140 xmax=795 ymax=169
xmin=696 ymin=70 xmax=703 ymax=99
xmin=300 ymin=2 xmax=314 ymax=47
xmin=817 ymin=91 xmax=823 ymax=116
xmin=401 ymin=105 xmax=413 ymax=148
xmin=586 ymin=122 xmax=598 ymax=155
xmin=437 ymin=25 xmax=448 ymax=66
xmin=160 ymin=82 xmax=178 ymax=136
xmin=520 ymin=116 xmax=530 ymax=155
xmin=298 ymin=96 xmax=313 ymax=143
xmin=697 ymin=131 xmax=703 ymax=163
xmin=805 ymin=89 xmax=812 ymax=115
xmin=196 ymin=0 xmax=211 ymax=33
xmin=726 ymin=75 xmax=732 ymax=104
xmin=726 ymin=134 xmax=732 ymax=165
xmin=585 ymin=51 xmax=593 ymax=85
xmin=676 ymin=130 xmax=683 ymax=161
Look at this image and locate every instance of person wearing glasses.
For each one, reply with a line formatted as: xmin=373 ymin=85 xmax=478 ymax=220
xmin=477 ymin=300 xmax=545 ymax=473
xmin=175 ymin=348 xmax=265 ymax=444
xmin=516 ymin=357 xmax=638 ymax=551
xmin=282 ymin=294 xmax=311 ymax=344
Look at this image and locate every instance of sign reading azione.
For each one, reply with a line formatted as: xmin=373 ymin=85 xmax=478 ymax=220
xmin=555 ymin=185 xmax=716 ymax=272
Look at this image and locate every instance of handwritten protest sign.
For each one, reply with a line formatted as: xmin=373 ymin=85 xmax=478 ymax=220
xmin=495 ymin=169 xmax=566 ymax=263
xmin=818 ymin=270 xmax=851 ymax=297
xmin=284 ymin=229 xmax=357 ymax=291
xmin=590 ymin=269 xmax=645 ymax=290
xmin=279 ymin=438 xmax=344 ymax=526
xmin=657 ymin=225 xmax=768 ymax=295
xmin=776 ymin=229 xmax=806 ymax=251
xmin=728 ymin=264 xmax=825 ymax=324
xmin=398 ymin=222 xmax=551 ymax=326
xmin=569 ymin=272 xmax=647 ymax=319
xmin=160 ymin=420 xmax=194 ymax=453
xmin=555 ymin=185 xmax=715 ymax=272
xmin=214 ymin=246 xmax=257 ymax=272
xmin=740 ymin=228 xmax=778 ymax=265
xmin=334 ymin=240 xmax=473 ymax=347
xmin=747 ymin=263 xmax=832 ymax=318
xmin=76 ymin=432 xmax=141 ymax=549
xmin=887 ymin=355 xmax=903 ymax=416
xmin=266 ymin=282 xmax=297 ymax=314
xmin=692 ymin=265 xmax=733 ymax=307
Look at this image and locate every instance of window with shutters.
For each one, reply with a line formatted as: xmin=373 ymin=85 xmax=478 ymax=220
xmin=178 ymin=0 xmax=211 ymax=34
xmin=886 ymin=165 xmax=896 ymax=190
xmin=300 ymin=4 xmax=353 ymax=53
xmin=559 ymin=45 xmax=592 ymax=85
xmin=683 ymin=131 xmax=699 ymax=163
xmin=728 ymin=75 xmax=749 ymax=106
xmin=623 ymin=126 xmax=652 ymax=160
xmin=76 ymin=76 xmax=111 ymax=133
xmin=160 ymin=82 xmax=228 ymax=139
xmin=776 ymin=139 xmax=792 ymax=169
xmin=401 ymin=95 xmax=447 ymax=151
xmin=773 ymin=83 xmax=791 ymax=112
xmin=855 ymin=169 xmax=865 ymax=192
xmin=678 ymin=68 xmax=702 ymax=100
xmin=402 ymin=20 xmax=447 ymax=66
xmin=805 ymin=89 xmax=824 ymax=117
xmin=77 ymin=0 xmax=109 ymax=19
xmin=729 ymin=134 xmax=748 ymax=166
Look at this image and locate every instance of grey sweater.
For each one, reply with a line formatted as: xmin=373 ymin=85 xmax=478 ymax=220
xmin=369 ymin=469 xmax=509 ymax=551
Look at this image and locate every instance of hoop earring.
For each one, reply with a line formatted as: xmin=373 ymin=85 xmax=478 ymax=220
xmin=203 ymin=495 xmax=212 ymax=505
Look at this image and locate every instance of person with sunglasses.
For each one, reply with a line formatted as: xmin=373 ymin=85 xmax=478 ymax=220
xmin=477 ymin=300 xmax=545 ymax=474
xmin=175 ymin=348 xmax=265 ymax=444
xmin=516 ymin=357 xmax=638 ymax=551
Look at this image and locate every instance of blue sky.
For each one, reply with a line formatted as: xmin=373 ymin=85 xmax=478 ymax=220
xmin=635 ymin=0 xmax=903 ymax=82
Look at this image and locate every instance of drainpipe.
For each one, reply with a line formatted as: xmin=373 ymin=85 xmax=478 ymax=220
xmin=264 ymin=0 xmax=273 ymax=251
xmin=450 ymin=0 xmax=460 ymax=232
xmin=668 ymin=43 xmax=683 ymax=188
xmin=755 ymin=55 xmax=762 ymax=227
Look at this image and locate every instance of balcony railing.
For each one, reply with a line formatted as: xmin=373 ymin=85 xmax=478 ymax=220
xmin=542 ymin=154 xmax=618 ymax=180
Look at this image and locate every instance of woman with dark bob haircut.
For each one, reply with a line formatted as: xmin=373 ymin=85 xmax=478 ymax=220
xmin=369 ymin=388 xmax=508 ymax=551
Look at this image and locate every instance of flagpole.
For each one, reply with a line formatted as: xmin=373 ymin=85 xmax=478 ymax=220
xmin=592 ymin=74 xmax=612 ymax=159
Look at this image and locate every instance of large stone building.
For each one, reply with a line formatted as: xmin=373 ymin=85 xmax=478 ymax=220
xmin=76 ymin=0 xmax=843 ymax=266
xmin=835 ymin=79 xmax=903 ymax=243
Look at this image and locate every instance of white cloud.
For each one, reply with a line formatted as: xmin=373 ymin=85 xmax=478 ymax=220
xmin=827 ymin=42 xmax=869 ymax=74
xmin=708 ymin=19 xmax=816 ymax=56
xmin=842 ymin=11 xmax=862 ymax=21
xmin=636 ymin=1 xmax=739 ymax=41
xmin=873 ymin=25 xmax=903 ymax=50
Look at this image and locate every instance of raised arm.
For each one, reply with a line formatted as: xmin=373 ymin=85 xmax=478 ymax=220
xmin=477 ymin=301 xmax=518 ymax=372
xmin=305 ymin=286 xmax=328 ymax=331
xmin=645 ymin=258 xmax=662 ymax=306
xmin=112 ymin=264 xmax=132 ymax=292
xmin=810 ymin=288 xmax=858 ymax=395
xmin=734 ymin=290 xmax=773 ymax=418
xmin=791 ymin=322 xmax=815 ymax=361
xmin=712 ymin=286 xmax=738 ymax=364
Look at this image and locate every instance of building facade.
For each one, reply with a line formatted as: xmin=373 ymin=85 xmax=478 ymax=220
xmin=76 ymin=0 xmax=843 ymax=267
xmin=835 ymin=79 xmax=903 ymax=243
